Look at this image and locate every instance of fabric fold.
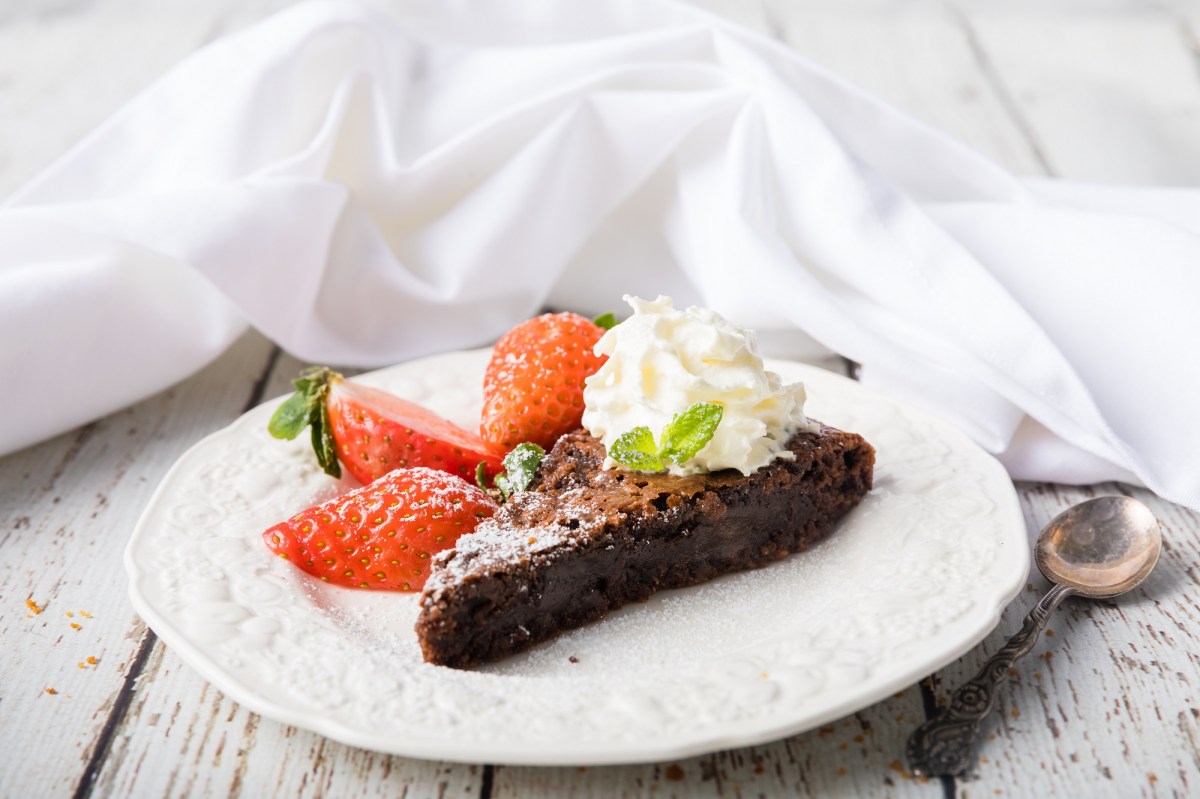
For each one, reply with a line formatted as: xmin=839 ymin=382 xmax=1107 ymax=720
xmin=2 ymin=0 xmax=1196 ymax=512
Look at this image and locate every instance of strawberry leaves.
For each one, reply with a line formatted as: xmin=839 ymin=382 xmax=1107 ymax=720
xmin=609 ymin=403 xmax=723 ymax=472
xmin=270 ymin=366 xmax=506 ymax=485
xmin=268 ymin=366 xmax=341 ymax=478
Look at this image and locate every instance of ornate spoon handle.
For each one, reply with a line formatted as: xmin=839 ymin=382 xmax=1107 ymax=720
xmin=907 ymin=582 xmax=1076 ymax=777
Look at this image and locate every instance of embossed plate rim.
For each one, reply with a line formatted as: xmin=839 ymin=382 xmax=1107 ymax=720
xmin=126 ymin=349 xmax=1028 ymax=765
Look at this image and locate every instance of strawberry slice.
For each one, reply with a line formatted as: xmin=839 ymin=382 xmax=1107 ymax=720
xmin=328 ymin=379 xmax=506 ymax=485
xmin=269 ymin=367 xmax=505 ymax=485
xmin=263 ymin=467 xmax=497 ymax=591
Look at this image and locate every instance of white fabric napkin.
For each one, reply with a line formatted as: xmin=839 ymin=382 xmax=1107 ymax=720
xmin=3 ymin=0 xmax=1197 ymax=511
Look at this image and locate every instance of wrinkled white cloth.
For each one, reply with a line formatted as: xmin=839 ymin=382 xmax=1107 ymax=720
xmin=2 ymin=0 xmax=1198 ymax=510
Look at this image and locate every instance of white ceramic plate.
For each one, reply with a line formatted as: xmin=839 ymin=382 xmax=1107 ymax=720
xmin=126 ymin=349 xmax=1028 ymax=765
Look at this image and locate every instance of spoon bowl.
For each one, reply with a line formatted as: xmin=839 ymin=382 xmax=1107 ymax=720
xmin=1035 ymin=495 xmax=1162 ymax=599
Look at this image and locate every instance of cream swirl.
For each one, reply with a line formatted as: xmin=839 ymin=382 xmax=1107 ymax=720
xmin=582 ymin=295 xmax=814 ymax=475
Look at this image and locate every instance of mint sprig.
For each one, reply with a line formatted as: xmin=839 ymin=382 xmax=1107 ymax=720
xmin=477 ymin=442 xmax=546 ymax=500
xmin=593 ymin=312 xmax=618 ymax=330
xmin=268 ymin=366 xmax=341 ymax=478
xmin=496 ymin=443 xmax=546 ymax=498
xmin=609 ymin=403 xmax=724 ymax=472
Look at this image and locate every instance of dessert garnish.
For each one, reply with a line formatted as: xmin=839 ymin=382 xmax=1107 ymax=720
xmin=268 ymin=366 xmax=505 ymax=484
xmin=257 ymin=301 xmax=874 ymax=667
xmin=476 ymin=442 xmax=547 ymax=501
xmin=592 ymin=312 xmax=618 ymax=330
xmin=415 ymin=297 xmax=875 ymax=668
xmin=480 ymin=312 xmax=609 ymax=451
xmin=607 ymin=402 xmax=723 ymax=472
xmin=263 ymin=466 xmax=497 ymax=591
xmin=583 ymin=295 xmax=816 ymax=476
xmin=262 ymin=308 xmax=613 ymax=592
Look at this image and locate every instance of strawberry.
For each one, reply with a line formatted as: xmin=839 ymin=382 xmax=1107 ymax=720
xmin=263 ymin=467 xmax=497 ymax=591
xmin=269 ymin=367 xmax=506 ymax=485
xmin=480 ymin=312 xmax=609 ymax=451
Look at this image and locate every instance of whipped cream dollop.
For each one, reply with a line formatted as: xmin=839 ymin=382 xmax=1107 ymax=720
xmin=582 ymin=295 xmax=815 ymax=476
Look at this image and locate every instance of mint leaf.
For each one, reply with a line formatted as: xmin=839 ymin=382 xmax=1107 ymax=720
xmin=495 ymin=443 xmax=546 ymax=499
xmin=481 ymin=442 xmax=546 ymax=500
xmin=494 ymin=474 xmax=513 ymax=498
xmin=609 ymin=426 xmax=665 ymax=471
xmin=607 ymin=403 xmax=723 ymax=472
xmin=593 ymin=312 xmax=617 ymax=330
xmin=659 ymin=403 xmax=723 ymax=465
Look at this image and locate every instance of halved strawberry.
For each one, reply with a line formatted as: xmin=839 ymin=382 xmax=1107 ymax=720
xmin=269 ymin=367 xmax=505 ymax=485
xmin=480 ymin=312 xmax=609 ymax=451
xmin=263 ymin=467 xmax=497 ymax=591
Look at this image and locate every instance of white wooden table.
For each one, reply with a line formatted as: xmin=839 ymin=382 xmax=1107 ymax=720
xmin=3 ymin=1 xmax=1199 ymax=796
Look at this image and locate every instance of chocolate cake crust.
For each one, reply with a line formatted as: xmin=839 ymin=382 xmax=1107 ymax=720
xmin=416 ymin=424 xmax=875 ymax=669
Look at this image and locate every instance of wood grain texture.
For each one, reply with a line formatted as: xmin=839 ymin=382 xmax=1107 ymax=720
xmin=0 ymin=3 xmax=211 ymax=199
xmin=965 ymin=10 xmax=1200 ymax=184
xmin=492 ymin=697 xmax=944 ymax=799
xmin=758 ymin=2 xmax=1047 ymax=175
xmin=1 ymin=2 xmax=1198 ymax=798
xmin=0 ymin=330 xmax=276 ymax=798
xmin=91 ymin=640 xmax=484 ymax=798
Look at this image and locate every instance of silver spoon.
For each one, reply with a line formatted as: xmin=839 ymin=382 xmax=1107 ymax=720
xmin=906 ymin=495 xmax=1162 ymax=778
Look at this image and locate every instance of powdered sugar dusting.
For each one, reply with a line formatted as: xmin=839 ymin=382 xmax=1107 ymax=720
xmin=394 ymin=465 xmax=495 ymax=515
xmin=423 ymin=487 xmax=610 ymax=594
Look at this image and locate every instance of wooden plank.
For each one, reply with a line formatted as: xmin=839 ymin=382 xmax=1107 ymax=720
xmin=963 ymin=10 xmax=1200 ymax=184
xmin=91 ymin=641 xmax=484 ymax=798
xmin=0 ymin=329 xmax=277 ymax=798
xmin=492 ymin=696 xmax=939 ymax=798
xmin=0 ymin=5 xmax=207 ymax=199
xmin=758 ymin=3 xmax=1046 ymax=175
xmin=0 ymin=0 xmax=305 ymax=201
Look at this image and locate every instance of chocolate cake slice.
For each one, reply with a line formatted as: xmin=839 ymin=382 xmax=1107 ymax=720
xmin=415 ymin=424 xmax=874 ymax=668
